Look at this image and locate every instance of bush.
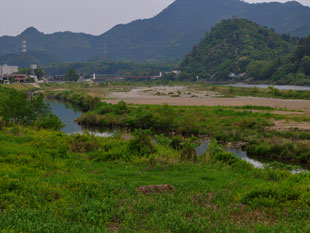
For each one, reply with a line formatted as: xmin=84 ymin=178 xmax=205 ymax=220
xmin=69 ymin=134 xmax=100 ymax=153
xmin=180 ymin=140 xmax=197 ymax=161
xmin=206 ymin=139 xmax=250 ymax=168
xmin=128 ymin=129 xmax=155 ymax=157
xmin=242 ymin=185 xmax=300 ymax=207
xmin=0 ymin=118 xmax=3 ymax=130
xmin=36 ymin=113 xmax=64 ymax=130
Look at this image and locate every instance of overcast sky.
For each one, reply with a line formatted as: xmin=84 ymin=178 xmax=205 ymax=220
xmin=0 ymin=0 xmax=309 ymax=37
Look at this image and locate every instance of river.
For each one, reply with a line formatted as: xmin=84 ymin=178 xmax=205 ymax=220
xmin=46 ymin=100 xmax=115 ymax=137
xmin=224 ymin=83 xmax=310 ymax=91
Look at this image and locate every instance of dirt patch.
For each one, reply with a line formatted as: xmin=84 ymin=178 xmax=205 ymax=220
xmin=192 ymin=192 xmax=218 ymax=210
xmin=269 ymin=120 xmax=310 ymax=131
xmin=230 ymin=206 xmax=273 ymax=225
xmin=108 ymin=221 xmax=120 ymax=232
xmin=90 ymin=170 xmax=100 ymax=175
xmin=137 ymin=184 xmax=176 ymax=194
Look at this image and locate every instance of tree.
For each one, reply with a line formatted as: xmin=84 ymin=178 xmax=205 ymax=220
xmin=19 ymin=68 xmax=32 ymax=75
xmin=64 ymin=68 xmax=79 ymax=81
xmin=301 ymin=56 xmax=310 ymax=75
xmin=246 ymin=60 xmax=274 ymax=80
xmin=0 ymin=87 xmax=63 ymax=130
xmin=34 ymin=68 xmax=45 ymax=79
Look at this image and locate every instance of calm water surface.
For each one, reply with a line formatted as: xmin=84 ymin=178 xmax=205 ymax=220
xmin=46 ymin=100 xmax=115 ymax=136
xmin=225 ymin=83 xmax=310 ymax=91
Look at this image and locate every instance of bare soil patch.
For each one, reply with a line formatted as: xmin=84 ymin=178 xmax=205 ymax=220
xmin=269 ymin=120 xmax=310 ymax=131
xmin=137 ymin=184 xmax=176 ymax=194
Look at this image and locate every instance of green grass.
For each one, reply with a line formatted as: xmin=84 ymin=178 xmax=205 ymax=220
xmin=1 ymin=127 xmax=310 ymax=232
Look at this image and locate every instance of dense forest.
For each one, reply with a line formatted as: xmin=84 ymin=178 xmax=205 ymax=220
xmin=179 ymin=19 xmax=310 ymax=85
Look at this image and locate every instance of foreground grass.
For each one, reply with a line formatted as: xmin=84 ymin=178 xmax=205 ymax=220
xmin=1 ymin=127 xmax=310 ymax=232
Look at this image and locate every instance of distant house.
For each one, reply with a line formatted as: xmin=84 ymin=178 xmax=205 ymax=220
xmin=47 ymin=75 xmax=65 ymax=82
xmin=10 ymin=74 xmax=27 ymax=83
xmin=54 ymin=75 xmax=65 ymax=82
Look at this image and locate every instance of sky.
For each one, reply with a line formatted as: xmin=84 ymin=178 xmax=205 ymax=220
xmin=0 ymin=0 xmax=309 ymax=37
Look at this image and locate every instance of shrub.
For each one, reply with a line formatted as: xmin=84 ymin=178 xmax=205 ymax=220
xmin=36 ymin=113 xmax=64 ymax=130
xmin=206 ymin=139 xmax=250 ymax=168
xmin=0 ymin=118 xmax=4 ymax=130
xmin=69 ymin=134 xmax=100 ymax=153
xmin=128 ymin=129 xmax=155 ymax=157
xmin=242 ymin=185 xmax=300 ymax=207
xmin=180 ymin=140 xmax=197 ymax=161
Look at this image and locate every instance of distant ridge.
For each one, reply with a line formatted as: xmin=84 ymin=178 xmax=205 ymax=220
xmin=0 ymin=0 xmax=309 ymax=63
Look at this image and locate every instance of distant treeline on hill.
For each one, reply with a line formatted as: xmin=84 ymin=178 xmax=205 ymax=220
xmin=43 ymin=59 xmax=177 ymax=77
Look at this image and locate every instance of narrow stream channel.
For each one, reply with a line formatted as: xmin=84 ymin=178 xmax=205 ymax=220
xmin=46 ymin=100 xmax=307 ymax=173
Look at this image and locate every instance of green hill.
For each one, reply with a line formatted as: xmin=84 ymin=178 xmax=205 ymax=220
xmin=179 ymin=18 xmax=298 ymax=80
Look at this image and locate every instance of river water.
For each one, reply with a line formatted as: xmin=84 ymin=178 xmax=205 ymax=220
xmin=46 ymin=100 xmax=115 ymax=137
xmin=225 ymin=83 xmax=310 ymax=91
xmin=47 ymin=100 xmax=307 ymax=172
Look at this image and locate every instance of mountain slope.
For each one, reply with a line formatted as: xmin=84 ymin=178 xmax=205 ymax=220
xmin=0 ymin=0 xmax=309 ymax=62
xmin=0 ymin=50 xmax=60 ymax=67
xmin=179 ymin=18 xmax=297 ymax=80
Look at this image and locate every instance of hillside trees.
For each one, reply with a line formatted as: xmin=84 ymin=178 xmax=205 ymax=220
xmin=180 ymin=19 xmax=295 ymax=81
xmin=64 ymin=68 xmax=79 ymax=81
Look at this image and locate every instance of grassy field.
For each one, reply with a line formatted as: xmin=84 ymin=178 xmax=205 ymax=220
xmin=1 ymin=126 xmax=310 ymax=232
xmin=2 ymin=83 xmax=310 ymax=232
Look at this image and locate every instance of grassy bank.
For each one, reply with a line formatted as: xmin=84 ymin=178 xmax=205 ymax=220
xmin=1 ymin=126 xmax=310 ymax=232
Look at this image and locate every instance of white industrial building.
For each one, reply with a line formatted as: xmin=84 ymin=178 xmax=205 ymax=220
xmin=0 ymin=64 xmax=18 ymax=77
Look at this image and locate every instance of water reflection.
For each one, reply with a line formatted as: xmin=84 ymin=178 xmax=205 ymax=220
xmin=46 ymin=100 xmax=115 ymax=137
xmin=47 ymin=100 xmax=83 ymax=134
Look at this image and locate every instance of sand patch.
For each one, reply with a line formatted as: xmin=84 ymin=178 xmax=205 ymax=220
xmin=269 ymin=120 xmax=310 ymax=131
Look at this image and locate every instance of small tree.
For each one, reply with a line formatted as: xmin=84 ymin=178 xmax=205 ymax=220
xmin=301 ymin=56 xmax=310 ymax=75
xmin=34 ymin=68 xmax=45 ymax=79
xmin=64 ymin=69 xmax=79 ymax=82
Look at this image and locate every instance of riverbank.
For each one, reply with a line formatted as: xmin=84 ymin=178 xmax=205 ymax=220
xmin=1 ymin=126 xmax=310 ymax=232
xmin=37 ymin=82 xmax=310 ymax=112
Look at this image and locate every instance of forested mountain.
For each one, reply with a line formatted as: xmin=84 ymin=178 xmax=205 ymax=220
xmin=180 ymin=18 xmax=297 ymax=79
xmin=0 ymin=0 xmax=310 ymax=63
xmin=179 ymin=18 xmax=310 ymax=85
